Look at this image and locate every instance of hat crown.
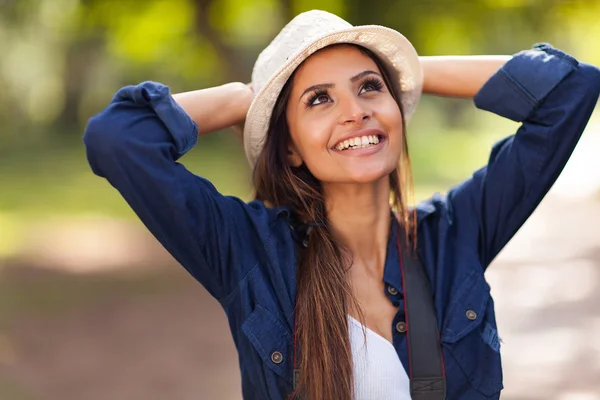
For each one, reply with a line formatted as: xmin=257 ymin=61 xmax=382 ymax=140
xmin=252 ymin=10 xmax=352 ymax=93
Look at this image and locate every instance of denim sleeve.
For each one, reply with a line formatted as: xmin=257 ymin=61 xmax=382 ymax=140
xmin=83 ymin=81 xmax=271 ymax=300
xmin=447 ymin=44 xmax=600 ymax=268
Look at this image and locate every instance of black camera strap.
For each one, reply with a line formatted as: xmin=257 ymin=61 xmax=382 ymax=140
xmin=397 ymin=226 xmax=446 ymax=399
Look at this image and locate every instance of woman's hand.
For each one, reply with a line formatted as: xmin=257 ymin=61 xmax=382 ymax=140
xmin=231 ymin=82 xmax=254 ymax=142
xmin=419 ymin=55 xmax=512 ymax=98
xmin=173 ymin=82 xmax=254 ymax=136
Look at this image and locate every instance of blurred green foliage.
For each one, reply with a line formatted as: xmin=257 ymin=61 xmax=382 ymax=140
xmin=2 ymin=0 xmax=599 ymax=138
xmin=0 ymin=0 xmax=598 ymax=231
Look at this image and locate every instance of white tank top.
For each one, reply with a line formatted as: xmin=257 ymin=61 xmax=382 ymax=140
xmin=348 ymin=315 xmax=412 ymax=400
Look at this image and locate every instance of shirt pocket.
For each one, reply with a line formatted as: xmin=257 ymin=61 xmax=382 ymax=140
xmin=242 ymin=304 xmax=294 ymax=384
xmin=441 ymin=270 xmax=503 ymax=397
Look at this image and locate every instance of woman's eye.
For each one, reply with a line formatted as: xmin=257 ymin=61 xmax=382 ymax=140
xmin=361 ymin=84 xmax=376 ymax=93
xmin=310 ymin=94 xmax=331 ymax=106
xmin=360 ymin=79 xmax=384 ymax=94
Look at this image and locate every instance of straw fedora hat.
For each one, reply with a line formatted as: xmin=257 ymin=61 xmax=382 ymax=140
xmin=243 ymin=10 xmax=423 ymax=167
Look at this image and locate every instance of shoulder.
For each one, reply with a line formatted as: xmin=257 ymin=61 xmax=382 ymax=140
xmin=222 ymin=198 xmax=295 ymax=243
xmin=413 ymin=191 xmax=480 ymax=259
xmin=414 ymin=192 xmax=452 ymax=227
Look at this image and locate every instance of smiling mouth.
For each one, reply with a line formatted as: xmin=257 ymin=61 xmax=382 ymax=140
xmin=333 ymin=134 xmax=385 ymax=151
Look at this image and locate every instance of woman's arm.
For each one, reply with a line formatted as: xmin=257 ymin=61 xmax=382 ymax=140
xmin=84 ymin=82 xmax=266 ymax=301
xmin=420 ymin=55 xmax=512 ymax=98
xmin=172 ymin=82 xmax=253 ymax=135
xmin=435 ymin=44 xmax=600 ymax=269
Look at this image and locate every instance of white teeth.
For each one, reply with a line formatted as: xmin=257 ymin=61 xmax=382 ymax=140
xmin=335 ymin=134 xmax=382 ymax=151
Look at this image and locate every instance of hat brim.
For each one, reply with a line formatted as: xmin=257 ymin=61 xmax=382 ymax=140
xmin=243 ymin=25 xmax=423 ymax=167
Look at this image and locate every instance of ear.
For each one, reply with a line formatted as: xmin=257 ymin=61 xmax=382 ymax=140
xmin=287 ymin=144 xmax=303 ymax=167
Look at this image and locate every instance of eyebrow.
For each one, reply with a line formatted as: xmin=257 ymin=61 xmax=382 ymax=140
xmin=298 ymin=70 xmax=381 ymax=100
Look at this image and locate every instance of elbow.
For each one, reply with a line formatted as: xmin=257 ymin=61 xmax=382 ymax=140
xmin=83 ymin=108 xmax=125 ymax=177
xmin=84 ymin=112 xmax=116 ymax=154
xmin=83 ymin=86 xmax=147 ymax=177
xmin=587 ymin=63 xmax=600 ymax=99
xmin=531 ymin=61 xmax=600 ymax=127
xmin=83 ymin=82 xmax=197 ymax=177
xmin=83 ymin=84 xmax=144 ymax=165
xmin=83 ymin=83 xmax=150 ymax=175
xmin=573 ymin=62 xmax=600 ymax=106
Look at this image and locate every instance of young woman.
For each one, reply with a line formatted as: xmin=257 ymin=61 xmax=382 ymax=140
xmin=83 ymin=10 xmax=600 ymax=400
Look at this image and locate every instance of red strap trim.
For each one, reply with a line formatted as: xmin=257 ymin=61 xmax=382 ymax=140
xmin=396 ymin=227 xmax=413 ymax=379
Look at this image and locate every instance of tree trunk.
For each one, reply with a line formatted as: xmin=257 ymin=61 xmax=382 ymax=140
xmin=193 ymin=0 xmax=247 ymax=82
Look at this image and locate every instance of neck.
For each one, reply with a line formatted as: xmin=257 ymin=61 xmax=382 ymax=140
xmin=324 ymin=177 xmax=391 ymax=273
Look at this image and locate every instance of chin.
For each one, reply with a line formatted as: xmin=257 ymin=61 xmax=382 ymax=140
xmin=344 ymin=164 xmax=394 ymax=183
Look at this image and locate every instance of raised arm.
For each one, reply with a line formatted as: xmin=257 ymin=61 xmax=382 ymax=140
xmin=172 ymin=82 xmax=253 ymax=135
xmin=424 ymin=44 xmax=600 ymax=269
xmin=420 ymin=55 xmax=512 ymax=98
xmin=83 ymin=81 xmax=268 ymax=300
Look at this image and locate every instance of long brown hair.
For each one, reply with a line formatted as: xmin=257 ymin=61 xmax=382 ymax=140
xmin=253 ymin=44 xmax=415 ymax=400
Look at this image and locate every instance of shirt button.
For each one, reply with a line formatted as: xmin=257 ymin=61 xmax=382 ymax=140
xmin=387 ymin=285 xmax=398 ymax=296
xmin=271 ymin=351 xmax=284 ymax=364
xmin=395 ymin=321 xmax=407 ymax=333
xmin=466 ymin=310 xmax=477 ymax=321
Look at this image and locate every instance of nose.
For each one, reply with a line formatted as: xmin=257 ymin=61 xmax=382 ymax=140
xmin=337 ymin=96 xmax=371 ymax=125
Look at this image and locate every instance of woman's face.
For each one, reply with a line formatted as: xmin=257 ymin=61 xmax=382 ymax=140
xmin=285 ymin=45 xmax=403 ymax=184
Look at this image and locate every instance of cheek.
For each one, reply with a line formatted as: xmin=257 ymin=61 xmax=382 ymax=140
xmin=377 ymin=100 xmax=404 ymax=149
xmin=290 ymin=116 xmax=333 ymax=161
xmin=377 ymin=99 xmax=403 ymax=129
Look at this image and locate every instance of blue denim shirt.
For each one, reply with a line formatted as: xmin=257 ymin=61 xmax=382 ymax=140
xmin=83 ymin=44 xmax=600 ymax=399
